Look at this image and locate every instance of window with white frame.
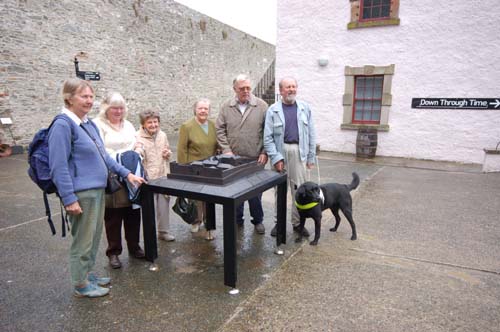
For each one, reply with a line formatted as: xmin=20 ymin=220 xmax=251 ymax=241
xmin=341 ymin=65 xmax=394 ymax=131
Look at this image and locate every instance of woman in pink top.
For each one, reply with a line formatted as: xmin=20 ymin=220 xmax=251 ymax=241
xmin=135 ymin=109 xmax=175 ymax=242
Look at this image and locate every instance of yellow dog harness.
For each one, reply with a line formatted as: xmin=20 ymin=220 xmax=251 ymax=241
xmin=294 ymin=187 xmax=325 ymax=210
xmin=294 ymin=201 xmax=319 ymax=210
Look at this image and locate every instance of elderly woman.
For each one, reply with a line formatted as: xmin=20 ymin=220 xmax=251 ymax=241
xmin=93 ymin=92 xmax=144 ymax=269
xmin=48 ymin=78 xmax=145 ymax=298
xmin=177 ymin=98 xmax=218 ymax=233
xmin=135 ymin=109 xmax=175 ymax=242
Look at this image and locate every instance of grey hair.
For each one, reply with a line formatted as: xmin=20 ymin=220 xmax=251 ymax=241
xmin=278 ymin=77 xmax=298 ymax=89
xmin=138 ymin=109 xmax=160 ymax=125
xmin=98 ymin=92 xmax=128 ymax=121
xmin=192 ymin=98 xmax=211 ymax=115
xmin=232 ymin=74 xmax=251 ymax=88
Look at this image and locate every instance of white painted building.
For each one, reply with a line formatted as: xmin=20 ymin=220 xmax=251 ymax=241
xmin=276 ymin=0 xmax=500 ymax=164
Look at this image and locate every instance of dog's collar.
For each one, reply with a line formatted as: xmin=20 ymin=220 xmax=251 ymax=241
xmin=294 ymin=201 xmax=319 ymax=210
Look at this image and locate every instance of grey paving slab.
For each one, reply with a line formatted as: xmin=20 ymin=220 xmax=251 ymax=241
xmin=219 ymin=165 xmax=500 ymax=332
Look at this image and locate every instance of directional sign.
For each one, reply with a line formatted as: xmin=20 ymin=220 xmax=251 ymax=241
xmin=412 ymin=98 xmax=500 ymax=110
xmin=74 ymin=58 xmax=101 ymax=81
xmin=76 ymin=71 xmax=101 ymax=81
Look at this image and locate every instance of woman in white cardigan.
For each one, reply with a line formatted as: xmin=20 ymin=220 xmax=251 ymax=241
xmin=93 ymin=92 xmax=144 ymax=269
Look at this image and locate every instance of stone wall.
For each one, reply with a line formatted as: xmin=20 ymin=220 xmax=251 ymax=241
xmin=0 ymin=0 xmax=275 ymax=145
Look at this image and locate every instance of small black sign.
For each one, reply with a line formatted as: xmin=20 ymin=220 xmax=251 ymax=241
xmin=76 ymin=71 xmax=101 ymax=81
xmin=74 ymin=58 xmax=101 ymax=81
xmin=412 ymin=98 xmax=500 ymax=110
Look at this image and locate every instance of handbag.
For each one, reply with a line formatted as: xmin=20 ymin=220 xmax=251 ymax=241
xmin=106 ymin=171 xmax=122 ymax=194
xmin=80 ymin=123 xmax=123 ymax=195
xmin=172 ymin=197 xmax=198 ymax=224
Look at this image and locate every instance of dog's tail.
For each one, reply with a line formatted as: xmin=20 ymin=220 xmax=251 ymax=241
xmin=348 ymin=172 xmax=360 ymax=191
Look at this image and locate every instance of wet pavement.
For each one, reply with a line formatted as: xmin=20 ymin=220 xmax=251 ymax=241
xmin=1 ymin=149 xmax=499 ymax=332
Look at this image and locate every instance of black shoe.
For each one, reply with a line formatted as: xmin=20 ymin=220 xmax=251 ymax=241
xmin=130 ymin=248 xmax=145 ymax=259
xmin=109 ymin=255 xmax=122 ymax=269
xmin=293 ymin=225 xmax=310 ymax=237
xmin=270 ymin=225 xmax=277 ymax=237
xmin=254 ymin=223 xmax=265 ymax=234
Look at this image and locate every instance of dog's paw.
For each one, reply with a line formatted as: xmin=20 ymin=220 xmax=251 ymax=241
xmin=295 ymin=237 xmax=303 ymax=243
xmin=329 ymin=227 xmax=337 ymax=232
xmin=351 ymin=235 xmax=357 ymax=240
xmin=309 ymin=240 xmax=318 ymax=246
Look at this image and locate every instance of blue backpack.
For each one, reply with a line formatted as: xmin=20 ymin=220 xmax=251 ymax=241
xmin=27 ymin=114 xmax=74 ymax=236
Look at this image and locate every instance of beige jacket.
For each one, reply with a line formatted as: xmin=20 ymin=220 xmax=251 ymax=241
xmin=135 ymin=127 xmax=170 ymax=180
xmin=216 ymin=94 xmax=268 ymax=158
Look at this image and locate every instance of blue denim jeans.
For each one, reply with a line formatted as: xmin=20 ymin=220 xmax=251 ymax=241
xmin=236 ymin=193 xmax=264 ymax=225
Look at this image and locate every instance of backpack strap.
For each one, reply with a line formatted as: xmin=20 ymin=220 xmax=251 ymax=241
xmin=43 ymin=192 xmax=56 ymax=235
xmin=59 ymin=201 xmax=70 ymax=237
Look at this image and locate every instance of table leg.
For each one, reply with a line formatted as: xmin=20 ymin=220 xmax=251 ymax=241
xmin=205 ymin=202 xmax=216 ymax=230
xmin=276 ymin=180 xmax=287 ymax=246
xmin=141 ymin=186 xmax=158 ymax=262
xmin=222 ymin=201 xmax=237 ymax=288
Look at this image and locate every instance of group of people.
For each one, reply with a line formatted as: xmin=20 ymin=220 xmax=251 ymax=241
xmin=49 ymin=74 xmax=316 ymax=298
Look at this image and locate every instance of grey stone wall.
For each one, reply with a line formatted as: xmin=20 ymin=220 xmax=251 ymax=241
xmin=0 ymin=0 xmax=275 ymax=145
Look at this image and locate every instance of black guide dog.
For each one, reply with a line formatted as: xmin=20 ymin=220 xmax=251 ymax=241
xmin=294 ymin=172 xmax=360 ymax=245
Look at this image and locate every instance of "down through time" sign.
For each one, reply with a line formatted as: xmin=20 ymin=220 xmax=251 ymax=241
xmin=411 ymin=98 xmax=500 ymax=110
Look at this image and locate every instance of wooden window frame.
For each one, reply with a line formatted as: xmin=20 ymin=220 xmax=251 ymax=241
xmin=348 ymin=0 xmax=400 ymax=29
xmin=341 ymin=65 xmax=394 ymax=131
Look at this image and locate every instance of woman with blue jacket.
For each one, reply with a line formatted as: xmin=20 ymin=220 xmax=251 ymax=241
xmin=48 ymin=78 xmax=145 ymax=298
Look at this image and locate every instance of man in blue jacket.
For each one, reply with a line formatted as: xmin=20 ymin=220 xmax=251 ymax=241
xmin=264 ymin=77 xmax=316 ymax=237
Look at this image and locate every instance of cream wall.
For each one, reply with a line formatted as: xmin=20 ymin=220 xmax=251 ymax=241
xmin=277 ymin=0 xmax=500 ymax=164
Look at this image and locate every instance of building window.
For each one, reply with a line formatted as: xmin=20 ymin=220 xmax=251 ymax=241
xmin=360 ymin=0 xmax=391 ymax=21
xmin=348 ymin=0 xmax=400 ymax=29
xmin=341 ymin=65 xmax=394 ymax=131
xmin=353 ymin=76 xmax=383 ymax=124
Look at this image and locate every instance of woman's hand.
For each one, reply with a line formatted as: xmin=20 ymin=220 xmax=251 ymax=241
xmin=65 ymin=201 xmax=83 ymax=215
xmin=127 ymin=173 xmax=147 ymax=187
xmin=162 ymin=148 xmax=172 ymax=160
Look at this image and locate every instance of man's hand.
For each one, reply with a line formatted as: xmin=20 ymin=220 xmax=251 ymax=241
xmin=257 ymin=153 xmax=268 ymax=164
xmin=306 ymin=162 xmax=315 ymax=170
xmin=65 ymin=201 xmax=82 ymax=215
xmin=274 ymin=160 xmax=285 ymax=172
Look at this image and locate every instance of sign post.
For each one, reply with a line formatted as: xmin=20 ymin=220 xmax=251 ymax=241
xmin=74 ymin=58 xmax=101 ymax=81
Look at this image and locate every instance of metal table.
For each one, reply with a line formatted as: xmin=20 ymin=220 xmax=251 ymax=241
xmin=140 ymin=169 xmax=288 ymax=289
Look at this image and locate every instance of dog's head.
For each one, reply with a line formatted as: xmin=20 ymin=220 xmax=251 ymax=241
xmin=295 ymin=182 xmax=323 ymax=211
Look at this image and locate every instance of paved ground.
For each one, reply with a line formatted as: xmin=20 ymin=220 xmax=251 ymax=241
xmin=1 ymin=149 xmax=499 ymax=332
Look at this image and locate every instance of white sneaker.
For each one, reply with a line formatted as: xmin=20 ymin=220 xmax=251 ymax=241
xmin=158 ymin=232 xmax=175 ymax=242
xmin=191 ymin=222 xmax=200 ymax=233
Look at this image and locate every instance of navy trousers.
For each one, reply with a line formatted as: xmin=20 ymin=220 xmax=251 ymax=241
xmin=236 ymin=194 xmax=264 ymax=225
